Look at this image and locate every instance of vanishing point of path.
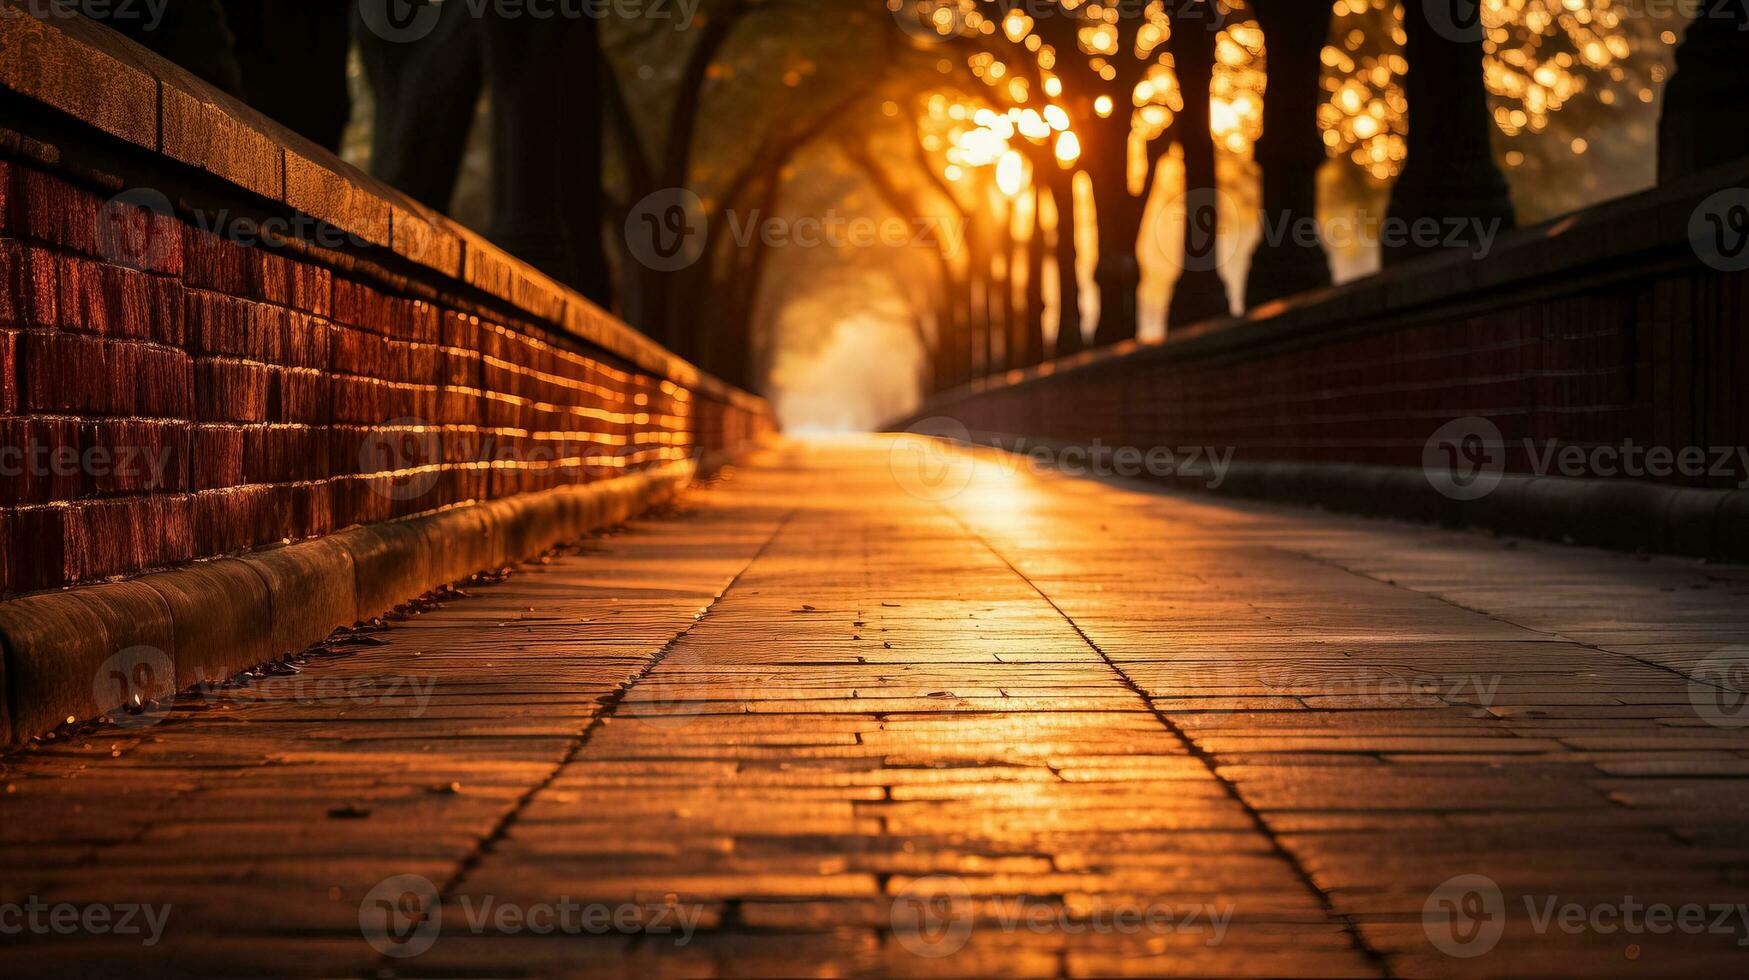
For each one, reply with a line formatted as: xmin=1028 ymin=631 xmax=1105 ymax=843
xmin=4 ymin=437 xmax=1749 ymax=977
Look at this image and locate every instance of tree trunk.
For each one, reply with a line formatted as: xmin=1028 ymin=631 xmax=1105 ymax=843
xmin=1051 ymin=180 xmax=1084 ymax=359
xmin=356 ymin=0 xmax=481 ymax=212
xmin=1166 ymin=2 xmax=1233 ymax=328
xmin=481 ymin=12 xmax=604 ymax=291
xmin=1245 ymin=0 xmax=1334 ymax=308
xmin=220 ymin=0 xmax=350 ymax=152
xmin=1085 ymin=113 xmax=1143 ymax=348
xmin=1385 ymin=1 xmax=1516 ymax=263
xmin=1658 ymin=2 xmax=1749 ymax=183
xmin=1018 ymin=188 xmax=1047 ymax=368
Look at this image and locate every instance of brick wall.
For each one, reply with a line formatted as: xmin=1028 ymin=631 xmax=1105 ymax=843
xmin=920 ymin=168 xmax=1749 ymax=494
xmin=0 ymin=159 xmax=772 ymax=596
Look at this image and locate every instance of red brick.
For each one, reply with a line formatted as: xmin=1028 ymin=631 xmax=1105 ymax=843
xmin=405 ymin=300 xmax=439 ymax=344
xmin=191 ymin=425 xmax=245 ymax=491
xmin=9 ymin=167 xmax=100 ymax=254
xmin=93 ymin=189 xmax=185 ymax=275
xmin=192 ymin=485 xmax=274 ymax=555
xmin=331 ymin=375 xmax=396 ymax=425
xmin=80 ymin=419 xmax=191 ymax=496
xmin=0 ymin=240 xmax=59 ymax=328
xmin=293 ymin=480 xmax=334 ymax=538
xmin=248 ymin=302 xmax=289 ymax=361
xmin=66 ymin=494 xmax=191 ymax=579
xmin=252 ymin=249 xmax=294 ymax=307
xmin=0 ymin=507 xmax=10 ymax=595
xmin=57 ymin=255 xmax=155 ymax=340
xmin=194 ymin=358 xmax=271 ymax=423
xmin=9 ymin=504 xmax=70 ymax=592
xmin=0 ymin=328 xmax=15 ymax=415
xmin=0 ymin=417 xmax=82 ymax=506
xmin=440 ymin=312 xmax=481 ymax=349
xmin=406 ymin=342 xmax=439 ymax=384
xmin=440 ymin=348 xmax=482 ymax=386
xmin=182 ymin=226 xmax=247 ymax=294
xmin=241 ymin=425 xmax=327 ymax=485
xmin=329 ymin=277 xmax=374 ymax=331
xmin=185 ymin=289 xmax=248 ymax=356
xmin=62 ymin=497 xmax=150 ymax=580
xmin=21 ymin=333 xmax=193 ymax=417
xmin=330 ymin=324 xmax=388 ymax=377
xmin=269 ymin=367 xmax=329 ymax=424
xmin=284 ymin=313 xmax=331 ymax=369
xmin=147 ymin=207 xmax=187 ymax=278
xmin=153 ymin=493 xmax=195 ymax=568
xmin=289 ymin=263 xmax=332 ymax=318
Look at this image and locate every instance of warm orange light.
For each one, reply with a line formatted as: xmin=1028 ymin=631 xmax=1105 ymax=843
xmin=995 ymin=150 xmax=1026 ymax=196
xmin=1093 ymin=95 xmax=1114 ymax=118
xmin=1054 ymin=130 xmax=1081 ymax=165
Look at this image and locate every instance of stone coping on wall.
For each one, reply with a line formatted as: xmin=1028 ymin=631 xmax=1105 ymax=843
xmin=953 ymin=429 xmax=1749 ymax=565
xmin=0 ymin=5 xmax=761 ymax=416
xmin=928 ymin=153 xmax=1749 ymax=406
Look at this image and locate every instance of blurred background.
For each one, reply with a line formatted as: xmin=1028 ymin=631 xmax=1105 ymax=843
xmin=97 ymin=0 xmax=1690 ymax=430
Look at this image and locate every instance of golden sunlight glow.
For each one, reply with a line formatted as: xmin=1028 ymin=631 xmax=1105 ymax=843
xmin=1055 ymin=130 xmax=1082 ymax=164
xmin=996 ymin=150 xmax=1027 ymax=196
xmin=1315 ymin=0 xmax=1671 ymax=183
xmin=900 ymin=0 xmax=1669 ymax=193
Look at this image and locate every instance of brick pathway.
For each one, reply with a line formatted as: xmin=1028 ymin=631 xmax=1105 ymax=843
xmin=4 ymin=437 xmax=1749 ymax=977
